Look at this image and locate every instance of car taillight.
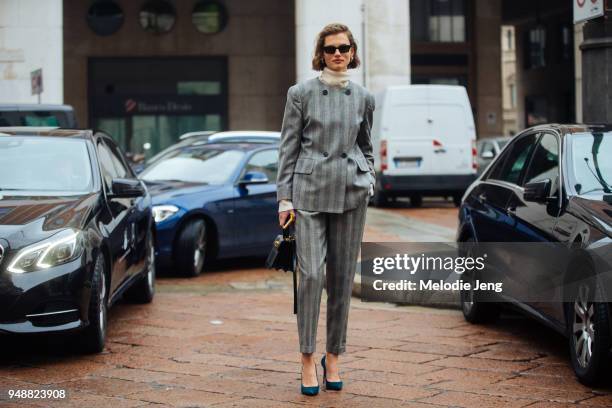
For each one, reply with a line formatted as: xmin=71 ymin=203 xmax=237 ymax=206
xmin=381 ymin=140 xmax=388 ymax=171
xmin=471 ymin=140 xmax=478 ymax=171
xmin=433 ymin=139 xmax=443 ymax=147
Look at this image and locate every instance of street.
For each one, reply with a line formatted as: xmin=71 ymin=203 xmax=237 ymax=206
xmin=1 ymin=201 xmax=612 ymax=407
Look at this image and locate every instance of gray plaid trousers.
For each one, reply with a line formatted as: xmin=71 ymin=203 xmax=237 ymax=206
xmin=295 ymin=196 xmax=368 ymax=354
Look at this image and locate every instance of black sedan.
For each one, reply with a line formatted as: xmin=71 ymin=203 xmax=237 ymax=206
xmin=457 ymin=124 xmax=612 ymax=385
xmin=0 ymin=127 xmax=155 ymax=353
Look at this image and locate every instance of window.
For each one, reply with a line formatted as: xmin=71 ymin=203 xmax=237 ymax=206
xmin=87 ymin=1 xmax=124 ymax=36
xmin=509 ymin=84 xmax=517 ymax=108
xmin=523 ymin=133 xmax=559 ymax=194
xmin=192 ymin=1 xmax=228 ymax=34
xmin=97 ymin=142 xmax=119 ymax=190
xmin=410 ymin=0 xmax=466 ymax=43
xmin=506 ymin=28 xmax=514 ymax=51
xmin=488 ymin=134 xmax=538 ymax=185
xmin=243 ymin=150 xmax=278 ymax=183
xmin=412 ymin=75 xmax=468 ymax=88
xmin=480 ymin=142 xmax=495 ymax=158
xmin=139 ymin=0 xmax=176 ymax=34
xmin=177 ymin=81 xmax=222 ymax=95
xmin=105 ymin=140 xmax=131 ymax=178
xmin=560 ymin=25 xmax=572 ymax=61
xmin=525 ymin=27 xmax=546 ymax=69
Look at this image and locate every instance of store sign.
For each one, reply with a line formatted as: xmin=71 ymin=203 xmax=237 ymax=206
xmin=31 ymin=69 xmax=43 ymax=95
xmin=574 ymin=0 xmax=604 ymax=23
xmin=123 ymin=98 xmax=194 ymax=114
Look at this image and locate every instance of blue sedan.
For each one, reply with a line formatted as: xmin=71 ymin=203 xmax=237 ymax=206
xmin=140 ymin=141 xmax=280 ymax=276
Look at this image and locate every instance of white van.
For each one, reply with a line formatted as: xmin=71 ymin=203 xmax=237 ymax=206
xmin=371 ymin=85 xmax=477 ymax=207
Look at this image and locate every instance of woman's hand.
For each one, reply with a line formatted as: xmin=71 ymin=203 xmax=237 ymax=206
xmin=279 ymin=210 xmax=295 ymax=228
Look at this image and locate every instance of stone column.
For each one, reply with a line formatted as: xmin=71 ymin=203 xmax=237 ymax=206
xmin=365 ymin=0 xmax=411 ymax=93
xmin=295 ymin=0 xmax=364 ymax=85
xmin=294 ymin=0 xmax=410 ymax=90
xmin=581 ymin=11 xmax=612 ymax=122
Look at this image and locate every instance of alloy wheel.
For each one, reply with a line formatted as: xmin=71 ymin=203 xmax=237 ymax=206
xmin=99 ymin=270 xmax=106 ymax=334
xmin=572 ymin=283 xmax=595 ymax=368
xmin=193 ymin=224 xmax=206 ymax=271
xmin=147 ymin=239 xmax=156 ymax=292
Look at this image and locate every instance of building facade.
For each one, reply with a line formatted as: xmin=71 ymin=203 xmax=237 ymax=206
xmin=0 ymin=0 xmax=63 ymax=104
xmin=1 ymin=0 xmax=584 ymax=156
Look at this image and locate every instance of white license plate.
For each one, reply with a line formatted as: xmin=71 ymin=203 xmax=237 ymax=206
xmin=395 ymin=160 xmax=420 ymax=168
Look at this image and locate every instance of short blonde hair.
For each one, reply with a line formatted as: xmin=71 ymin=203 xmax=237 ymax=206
xmin=311 ymin=23 xmax=360 ymax=71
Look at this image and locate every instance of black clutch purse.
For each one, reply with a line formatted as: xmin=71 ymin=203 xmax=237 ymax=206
xmin=266 ymin=213 xmax=298 ymax=314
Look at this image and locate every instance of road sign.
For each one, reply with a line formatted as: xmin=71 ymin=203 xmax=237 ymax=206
xmin=574 ymin=0 xmax=604 ymax=23
xmin=31 ymin=69 xmax=43 ymax=95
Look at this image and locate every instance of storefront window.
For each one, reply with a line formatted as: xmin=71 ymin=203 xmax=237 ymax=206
xmin=526 ymin=27 xmax=546 ymax=69
xmin=411 ymin=0 xmax=466 ymax=43
xmin=139 ymin=0 xmax=176 ymax=34
xmin=192 ymin=1 xmax=228 ymax=34
xmin=177 ymin=81 xmax=222 ymax=95
xmin=87 ymin=1 xmax=124 ymax=36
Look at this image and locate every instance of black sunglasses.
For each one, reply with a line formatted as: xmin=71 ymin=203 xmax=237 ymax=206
xmin=323 ymin=44 xmax=352 ymax=54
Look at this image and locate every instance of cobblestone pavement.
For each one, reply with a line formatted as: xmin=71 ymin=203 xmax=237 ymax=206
xmin=1 ymin=204 xmax=612 ymax=407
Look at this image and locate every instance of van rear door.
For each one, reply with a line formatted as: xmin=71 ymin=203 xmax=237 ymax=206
xmin=428 ymin=104 xmax=473 ymax=175
xmin=384 ymin=103 xmax=433 ymax=176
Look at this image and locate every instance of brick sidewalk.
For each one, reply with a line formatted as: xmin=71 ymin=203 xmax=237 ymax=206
xmin=1 ymin=267 xmax=612 ymax=407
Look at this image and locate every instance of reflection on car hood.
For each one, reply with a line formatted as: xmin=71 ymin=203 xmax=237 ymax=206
xmin=0 ymin=193 xmax=98 ymax=249
xmin=143 ymin=180 xmax=223 ymax=202
xmin=571 ymin=195 xmax=612 ymax=235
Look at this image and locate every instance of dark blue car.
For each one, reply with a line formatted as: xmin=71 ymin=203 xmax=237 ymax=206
xmin=140 ymin=140 xmax=280 ymax=276
xmin=457 ymin=124 xmax=612 ymax=385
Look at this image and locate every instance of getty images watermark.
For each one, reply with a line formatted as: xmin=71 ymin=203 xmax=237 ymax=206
xmin=370 ymin=252 xmax=503 ymax=293
xmin=359 ymin=242 xmax=612 ymax=304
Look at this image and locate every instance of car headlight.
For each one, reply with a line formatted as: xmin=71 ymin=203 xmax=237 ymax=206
xmin=152 ymin=205 xmax=179 ymax=223
xmin=7 ymin=229 xmax=83 ymax=273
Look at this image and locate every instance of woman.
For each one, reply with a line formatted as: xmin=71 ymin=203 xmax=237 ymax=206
xmin=276 ymin=23 xmax=375 ymax=396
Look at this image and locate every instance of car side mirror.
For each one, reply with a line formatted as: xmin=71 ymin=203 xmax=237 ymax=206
xmin=524 ymin=179 xmax=551 ymax=203
xmin=238 ymin=171 xmax=269 ymax=185
xmin=481 ymin=150 xmax=495 ymax=159
xmin=111 ymin=178 xmax=146 ymax=198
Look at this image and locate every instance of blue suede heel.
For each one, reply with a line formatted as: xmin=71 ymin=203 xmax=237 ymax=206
xmin=301 ymin=363 xmax=319 ymax=396
xmin=321 ymin=355 xmax=343 ymax=391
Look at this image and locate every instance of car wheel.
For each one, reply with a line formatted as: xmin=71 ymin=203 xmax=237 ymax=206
xmin=410 ymin=194 xmax=422 ymax=208
xmin=459 ymin=238 xmax=500 ymax=324
xmin=176 ymin=219 xmax=207 ymax=277
xmin=568 ymin=279 xmax=611 ymax=386
xmin=125 ymin=232 xmax=156 ymax=303
xmin=79 ymin=255 xmax=107 ymax=354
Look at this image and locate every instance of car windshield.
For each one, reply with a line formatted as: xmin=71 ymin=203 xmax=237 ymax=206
xmin=570 ymin=132 xmax=612 ymax=195
xmin=0 ymin=136 xmax=93 ymax=193
xmin=140 ymin=146 xmax=245 ymax=184
xmin=498 ymin=139 xmax=510 ymax=150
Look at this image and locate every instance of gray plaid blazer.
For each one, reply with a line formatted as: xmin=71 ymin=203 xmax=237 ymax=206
xmin=276 ymin=77 xmax=376 ymax=213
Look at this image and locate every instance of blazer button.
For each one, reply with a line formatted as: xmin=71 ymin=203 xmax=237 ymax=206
xmin=323 ymin=151 xmax=329 ymax=157
xmin=341 ymin=153 xmax=347 ymax=158
xmin=322 ymin=90 xmax=328 ymax=95
xmin=345 ymin=89 xmax=351 ymax=95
